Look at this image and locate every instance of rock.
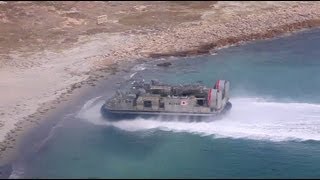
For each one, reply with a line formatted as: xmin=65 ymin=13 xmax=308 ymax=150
xmin=96 ymin=15 xmax=108 ymax=25
xmin=135 ymin=5 xmax=147 ymax=11
xmin=156 ymin=62 xmax=172 ymax=67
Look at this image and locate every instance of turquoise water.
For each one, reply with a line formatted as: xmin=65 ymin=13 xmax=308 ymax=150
xmin=11 ymin=28 xmax=320 ymax=178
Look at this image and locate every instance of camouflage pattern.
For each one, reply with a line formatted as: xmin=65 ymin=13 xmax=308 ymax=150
xmin=103 ymin=79 xmax=231 ymax=116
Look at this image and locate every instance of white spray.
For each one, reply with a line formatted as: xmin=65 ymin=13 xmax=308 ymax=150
xmin=77 ymin=96 xmax=320 ymax=142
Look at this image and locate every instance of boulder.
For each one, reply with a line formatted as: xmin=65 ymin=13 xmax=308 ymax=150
xmin=156 ymin=62 xmax=172 ymax=67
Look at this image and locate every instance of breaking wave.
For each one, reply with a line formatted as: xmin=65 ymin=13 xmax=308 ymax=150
xmin=8 ymin=163 xmax=24 ymax=179
xmin=77 ymin=96 xmax=320 ymax=142
xmin=131 ymin=64 xmax=146 ymax=72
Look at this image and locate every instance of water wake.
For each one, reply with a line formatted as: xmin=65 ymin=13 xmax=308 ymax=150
xmin=8 ymin=163 xmax=24 ymax=179
xmin=77 ymin=96 xmax=320 ymax=142
xmin=131 ymin=64 xmax=146 ymax=72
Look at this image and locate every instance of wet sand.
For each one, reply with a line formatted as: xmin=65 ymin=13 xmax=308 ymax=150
xmin=1 ymin=1 xmax=320 ymax=166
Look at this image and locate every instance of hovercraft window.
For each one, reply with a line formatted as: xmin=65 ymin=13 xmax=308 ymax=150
xmin=125 ymin=100 xmax=132 ymax=103
xmin=144 ymin=100 xmax=152 ymax=108
xmin=197 ymin=99 xmax=204 ymax=106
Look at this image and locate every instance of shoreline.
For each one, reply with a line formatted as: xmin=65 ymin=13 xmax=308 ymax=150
xmin=1 ymin=26 xmax=319 ymax=169
xmin=2 ymin=1 xmax=320 ymax=169
xmin=148 ymin=19 xmax=320 ymax=59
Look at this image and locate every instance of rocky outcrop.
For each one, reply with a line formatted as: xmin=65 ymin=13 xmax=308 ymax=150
xmin=156 ymin=62 xmax=172 ymax=67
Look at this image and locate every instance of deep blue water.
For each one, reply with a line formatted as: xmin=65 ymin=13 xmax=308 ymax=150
xmin=9 ymin=28 xmax=320 ymax=178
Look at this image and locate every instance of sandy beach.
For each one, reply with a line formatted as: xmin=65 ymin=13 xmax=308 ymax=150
xmin=1 ymin=1 xmax=320 ymax=165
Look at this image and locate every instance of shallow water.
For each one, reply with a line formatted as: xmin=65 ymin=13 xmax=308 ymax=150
xmin=10 ymin=28 xmax=320 ymax=178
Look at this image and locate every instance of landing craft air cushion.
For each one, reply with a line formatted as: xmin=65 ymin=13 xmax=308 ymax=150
xmin=101 ymin=79 xmax=232 ymax=120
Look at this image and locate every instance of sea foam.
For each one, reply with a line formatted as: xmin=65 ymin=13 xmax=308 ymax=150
xmin=77 ymin=96 xmax=320 ymax=142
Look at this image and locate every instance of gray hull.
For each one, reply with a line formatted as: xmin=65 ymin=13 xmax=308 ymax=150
xmin=101 ymin=102 xmax=232 ymax=121
xmin=102 ymin=79 xmax=232 ymax=121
